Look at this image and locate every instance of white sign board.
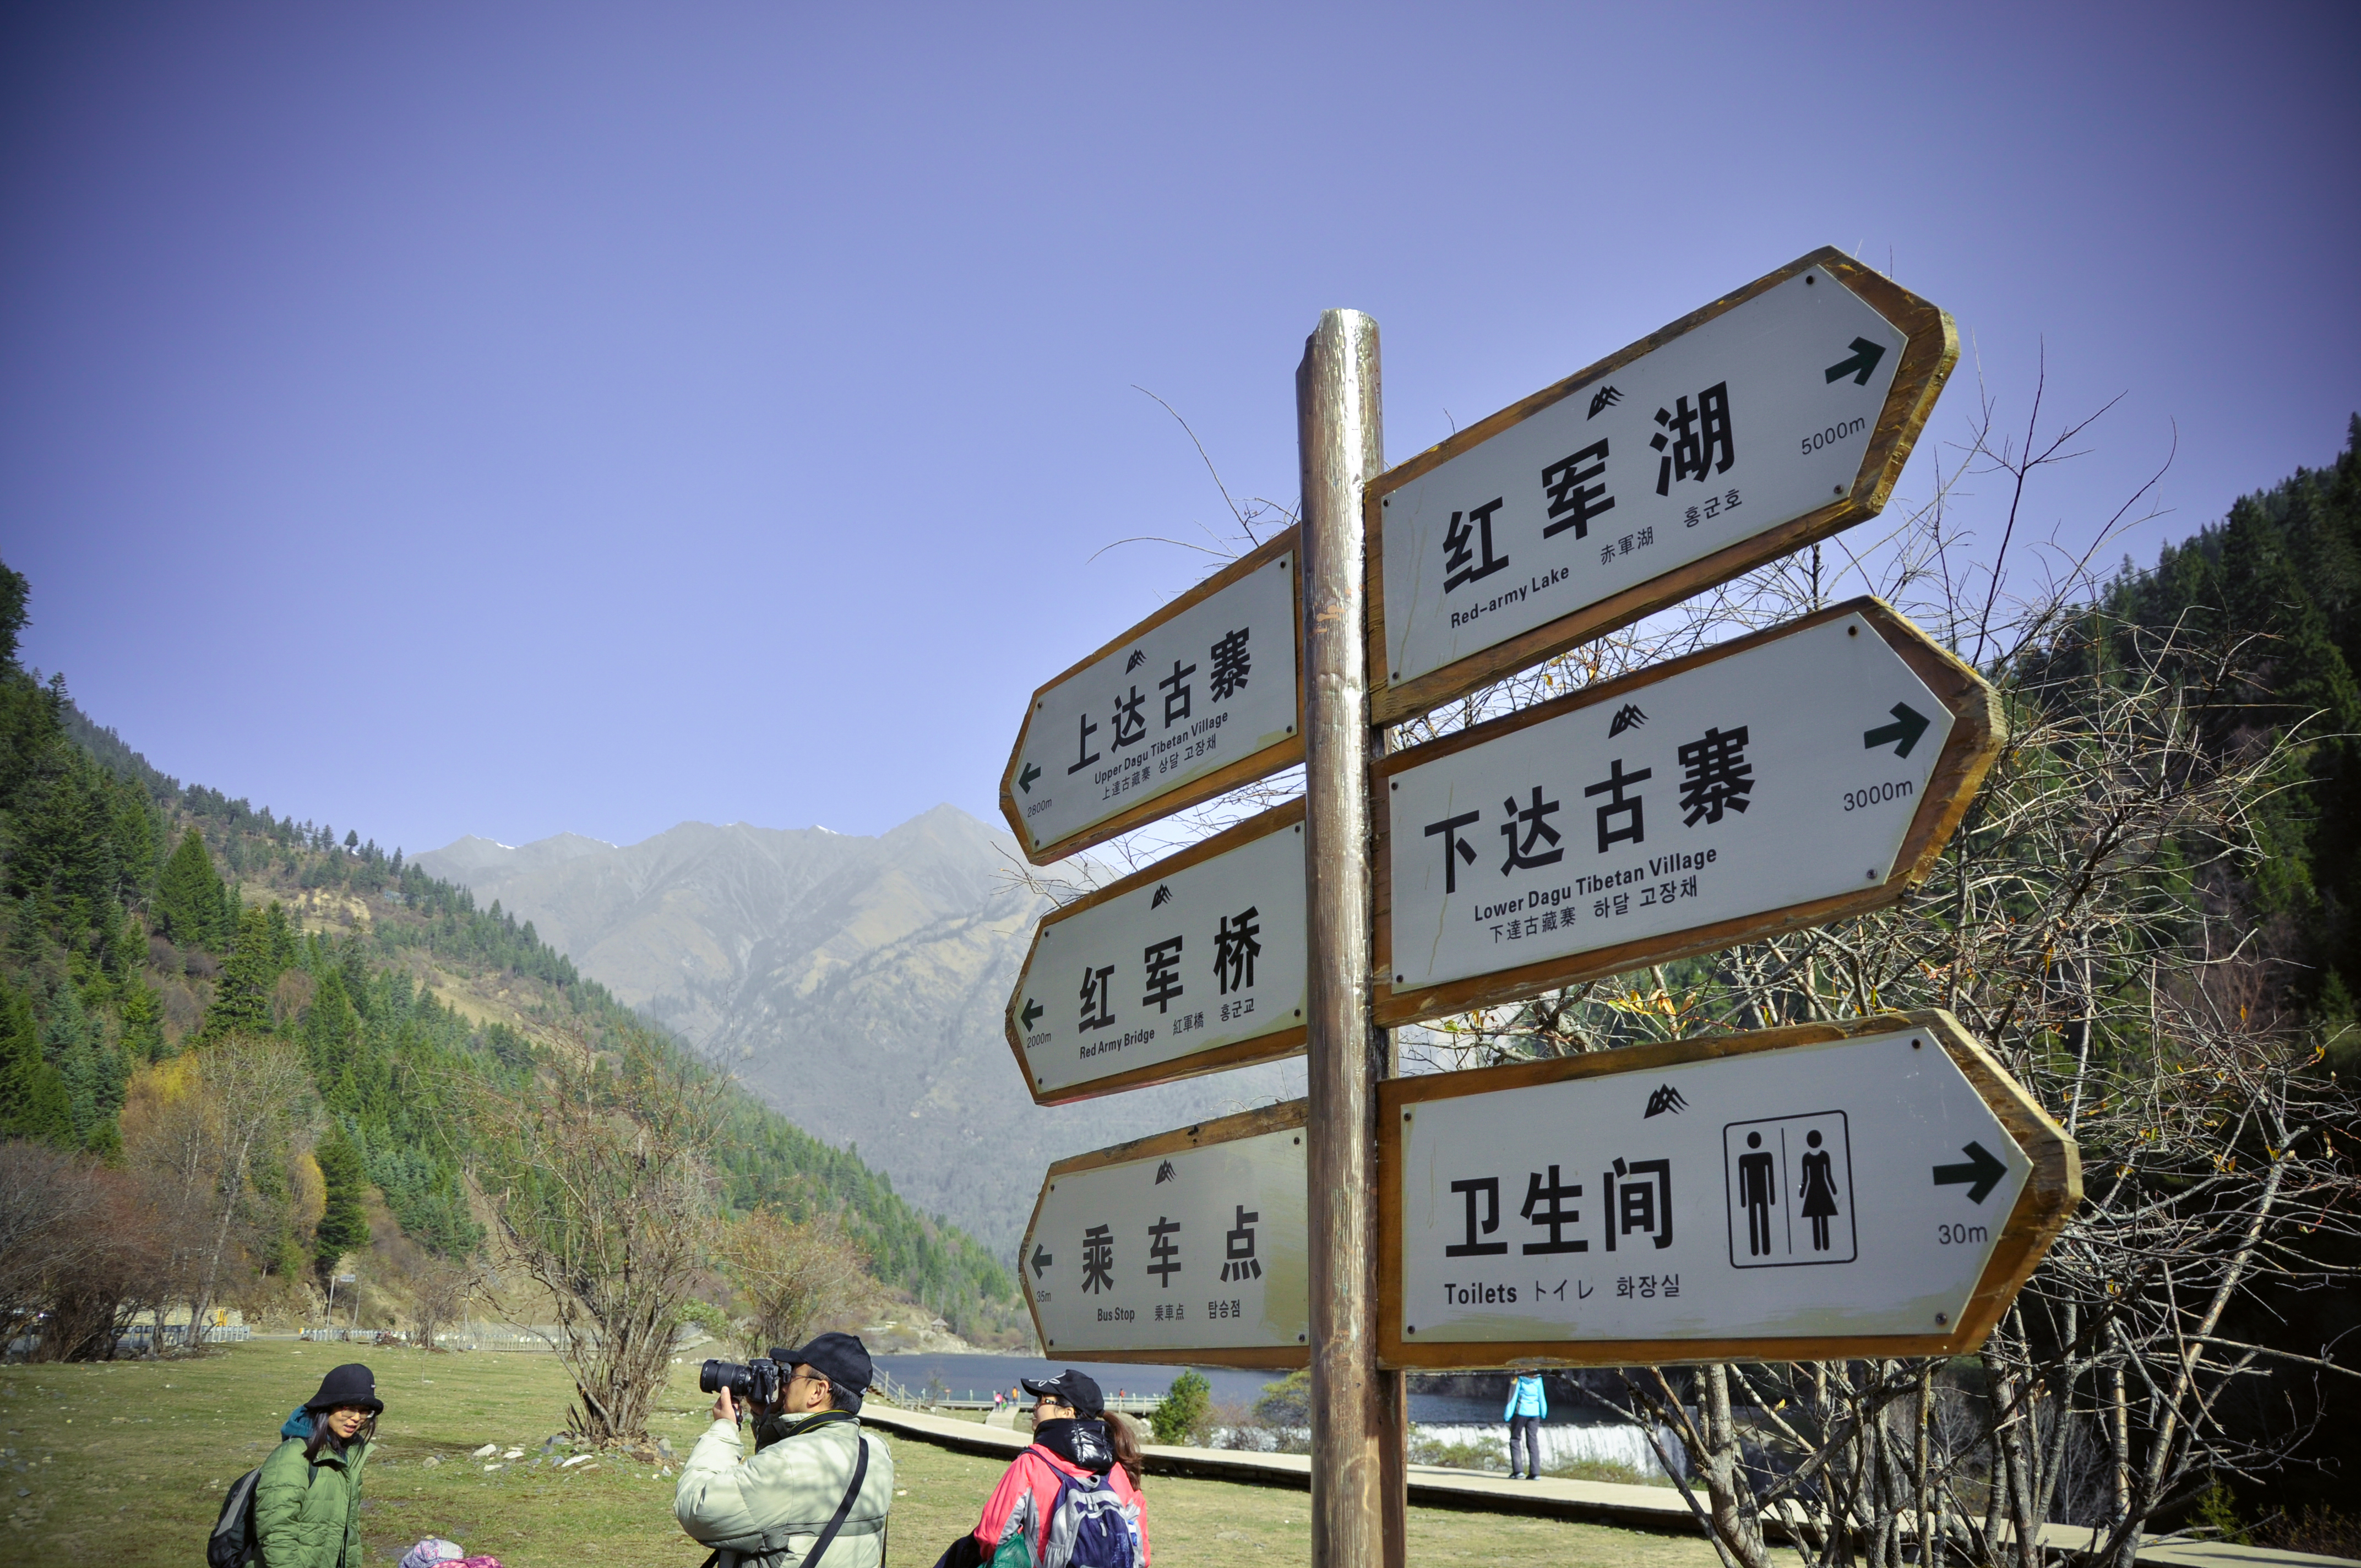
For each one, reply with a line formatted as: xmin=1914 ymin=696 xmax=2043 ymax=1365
xmin=1009 ymin=807 xmax=1307 ymax=1103
xmin=1389 ymin=1016 xmax=2073 ymax=1359
xmin=1372 ymin=251 xmax=1952 ymax=721
xmin=1003 ymin=538 xmax=1300 ymax=864
xmin=1021 ymin=1109 xmax=1309 ymax=1363
xmin=1384 ymin=603 xmax=1970 ymax=1008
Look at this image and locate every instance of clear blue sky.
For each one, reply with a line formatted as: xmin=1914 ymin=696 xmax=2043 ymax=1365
xmin=4 ymin=3 xmax=2355 ymax=856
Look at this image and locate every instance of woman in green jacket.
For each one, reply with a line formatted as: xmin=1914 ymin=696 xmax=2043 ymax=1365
xmin=255 ymin=1362 xmax=380 ymax=1568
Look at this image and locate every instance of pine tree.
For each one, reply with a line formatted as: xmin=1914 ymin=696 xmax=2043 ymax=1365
xmin=201 ymin=903 xmax=281 ymax=1041
xmin=304 ymin=967 xmax=361 ymax=1092
xmin=118 ymin=980 xmax=166 ymax=1061
xmin=313 ymin=1123 xmax=373 ymax=1281
xmin=0 ymin=980 xmax=45 ymax=1135
xmin=155 ymin=828 xmax=227 ymax=950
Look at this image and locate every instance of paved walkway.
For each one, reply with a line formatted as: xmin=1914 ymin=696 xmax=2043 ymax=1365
xmin=860 ymin=1403 xmax=2356 ymax=1566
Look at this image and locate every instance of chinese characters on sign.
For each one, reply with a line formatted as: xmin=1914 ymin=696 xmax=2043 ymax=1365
xmin=1006 ymin=540 xmax=1300 ymax=862
xmin=1390 ymin=1015 xmax=2070 ymax=1358
xmin=1375 ymin=254 xmax=1953 ymax=720
xmin=1022 ymin=1108 xmax=1309 ymax=1359
xmin=1009 ymin=804 xmax=1307 ymax=1104
xmin=1383 ymin=605 xmax=1981 ymax=1012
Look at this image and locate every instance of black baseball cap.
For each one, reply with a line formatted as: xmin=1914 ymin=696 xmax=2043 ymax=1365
xmin=1021 ymin=1369 xmax=1104 ymax=1417
xmin=769 ymin=1332 xmax=873 ymax=1395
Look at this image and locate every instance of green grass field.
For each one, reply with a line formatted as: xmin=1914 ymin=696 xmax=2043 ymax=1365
xmin=3 ymin=1341 xmax=1717 ymax=1566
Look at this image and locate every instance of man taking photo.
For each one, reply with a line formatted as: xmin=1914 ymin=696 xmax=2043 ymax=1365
xmin=675 ymin=1332 xmax=895 ymax=1567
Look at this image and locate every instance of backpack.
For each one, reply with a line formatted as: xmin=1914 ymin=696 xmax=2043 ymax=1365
xmin=206 ymin=1466 xmax=265 ymax=1568
xmin=208 ymin=1452 xmax=315 ymax=1567
xmin=1040 ymin=1468 xmax=1140 ymax=1568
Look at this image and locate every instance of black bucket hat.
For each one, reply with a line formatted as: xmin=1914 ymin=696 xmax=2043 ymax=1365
xmin=303 ymin=1362 xmax=383 ymax=1415
xmin=1021 ymin=1368 xmax=1104 ymax=1418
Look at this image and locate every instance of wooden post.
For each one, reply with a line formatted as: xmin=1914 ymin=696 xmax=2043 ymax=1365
xmin=1297 ymin=308 xmax=1400 ymax=1567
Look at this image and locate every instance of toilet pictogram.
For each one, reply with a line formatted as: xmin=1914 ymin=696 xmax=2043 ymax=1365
xmin=1723 ymin=1110 xmax=1857 ymax=1267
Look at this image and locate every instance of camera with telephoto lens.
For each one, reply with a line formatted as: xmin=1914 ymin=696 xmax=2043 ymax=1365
xmin=698 ymin=1357 xmax=782 ymax=1408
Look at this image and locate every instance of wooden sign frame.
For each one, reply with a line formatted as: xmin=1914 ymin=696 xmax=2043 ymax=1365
xmin=1377 ymin=1009 xmax=2080 ymax=1369
xmin=1005 ymin=799 xmax=1307 ymax=1106
xmin=1371 ymin=597 xmax=2001 ymax=1028
xmin=1366 ymin=247 xmax=1957 ymax=726
xmin=1000 ymin=525 xmax=1304 ymax=865
xmin=1021 ymin=1099 xmax=1312 ymax=1370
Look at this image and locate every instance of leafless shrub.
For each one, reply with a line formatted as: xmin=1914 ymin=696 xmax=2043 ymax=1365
xmin=714 ymin=1207 xmax=870 ymax=1360
xmin=0 ymin=1142 xmax=173 ymax=1361
xmin=480 ymin=1025 xmax=721 ymax=1445
xmin=1412 ymin=378 xmax=2360 ymax=1567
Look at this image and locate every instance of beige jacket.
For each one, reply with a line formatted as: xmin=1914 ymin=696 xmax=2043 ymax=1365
xmin=674 ymin=1410 xmax=895 ymax=1568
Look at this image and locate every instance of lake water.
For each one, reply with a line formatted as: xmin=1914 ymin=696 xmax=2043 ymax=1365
xmin=869 ymin=1353 xmax=1646 ymax=1435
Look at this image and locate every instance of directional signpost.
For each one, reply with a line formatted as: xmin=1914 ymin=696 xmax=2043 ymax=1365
xmin=1007 ymin=802 xmax=1307 ymax=1104
xmin=988 ymin=262 xmax=2069 ymax=1568
xmin=1019 ymin=1102 xmax=1311 ymax=1366
xmin=1379 ymin=1011 xmax=2080 ymax=1366
xmin=1369 ymin=248 xmax=1955 ymax=723
xmin=1375 ymin=597 xmax=2001 ymax=1026
xmin=1002 ymin=527 xmax=1303 ymax=864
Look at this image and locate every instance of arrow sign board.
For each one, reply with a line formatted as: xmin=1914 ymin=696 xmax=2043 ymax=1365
xmin=1007 ymin=802 xmax=1307 ymax=1104
xmin=1021 ymin=1102 xmax=1310 ymax=1368
xmin=1369 ymin=248 xmax=1956 ymax=723
xmin=1002 ymin=527 xmax=1303 ymax=865
xmin=1378 ymin=1011 xmax=2080 ymax=1368
xmin=1374 ymin=598 xmax=2000 ymax=1027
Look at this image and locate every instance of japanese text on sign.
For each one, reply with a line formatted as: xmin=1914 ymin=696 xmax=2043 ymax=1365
xmin=1396 ymin=1022 xmax=2040 ymax=1349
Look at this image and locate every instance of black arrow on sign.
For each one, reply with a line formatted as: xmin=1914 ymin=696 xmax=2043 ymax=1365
xmin=1020 ymin=998 xmax=1044 ymax=1030
xmin=1863 ymin=701 xmax=1931 ymax=758
xmin=1019 ymin=761 xmax=1043 ymax=794
xmin=1933 ymin=1141 xmax=2009 ymax=1205
xmin=1825 ymin=337 xmax=1887 ymax=387
xmin=1030 ymin=1244 xmax=1052 ymax=1278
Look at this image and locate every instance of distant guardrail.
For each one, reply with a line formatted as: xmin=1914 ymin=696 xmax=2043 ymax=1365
xmin=116 ymin=1323 xmax=252 ymax=1351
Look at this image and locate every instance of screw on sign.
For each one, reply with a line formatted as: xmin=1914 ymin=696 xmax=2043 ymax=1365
xmin=1379 ymin=1010 xmax=2079 ymax=1369
xmin=1374 ymin=598 xmax=2003 ymax=1027
xmin=1369 ymin=247 xmax=1956 ymax=724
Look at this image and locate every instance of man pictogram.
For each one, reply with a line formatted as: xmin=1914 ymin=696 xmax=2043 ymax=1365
xmin=1738 ymin=1131 xmax=1777 ymax=1257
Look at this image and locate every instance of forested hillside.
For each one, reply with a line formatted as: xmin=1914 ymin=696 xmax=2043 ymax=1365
xmin=2034 ymin=415 xmax=2361 ymax=1026
xmin=0 ymin=558 xmax=1018 ymax=1338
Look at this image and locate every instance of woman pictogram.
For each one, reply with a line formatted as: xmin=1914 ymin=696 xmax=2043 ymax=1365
xmin=1798 ymin=1129 xmax=1841 ymax=1251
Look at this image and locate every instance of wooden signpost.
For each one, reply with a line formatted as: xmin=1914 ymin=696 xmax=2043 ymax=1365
xmin=1374 ymin=597 xmax=2001 ymax=1027
xmin=1018 ymin=1102 xmax=1311 ymax=1367
xmin=1368 ymin=248 xmax=1955 ymax=724
xmin=1006 ymin=801 xmax=1306 ymax=1105
xmin=1001 ymin=527 xmax=1303 ymax=864
xmin=1379 ymin=1011 xmax=2080 ymax=1367
xmin=989 ymin=260 xmax=2069 ymax=1568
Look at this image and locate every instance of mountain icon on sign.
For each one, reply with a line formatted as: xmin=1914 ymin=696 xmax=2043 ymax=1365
xmin=1151 ymin=884 xmax=1173 ymax=908
xmin=1644 ymin=1084 xmax=1688 ymax=1118
xmin=1125 ymin=649 xmax=1147 ymax=672
xmin=1153 ymin=1159 xmax=1177 ymax=1184
xmin=1608 ymin=704 xmax=1649 ymax=737
xmin=1588 ymin=385 xmax=1623 ymax=418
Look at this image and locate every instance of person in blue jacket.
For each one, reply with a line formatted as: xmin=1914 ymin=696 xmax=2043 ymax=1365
xmin=1503 ymin=1373 xmax=1547 ymax=1480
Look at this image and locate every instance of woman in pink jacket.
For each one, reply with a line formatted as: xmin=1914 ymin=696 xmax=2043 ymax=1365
xmin=944 ymin=1369 xmax=1150 ymax=1567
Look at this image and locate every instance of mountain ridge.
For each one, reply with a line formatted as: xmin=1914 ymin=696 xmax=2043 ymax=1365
xmin=417 ymin=806 xmax=1299 ymax=1254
